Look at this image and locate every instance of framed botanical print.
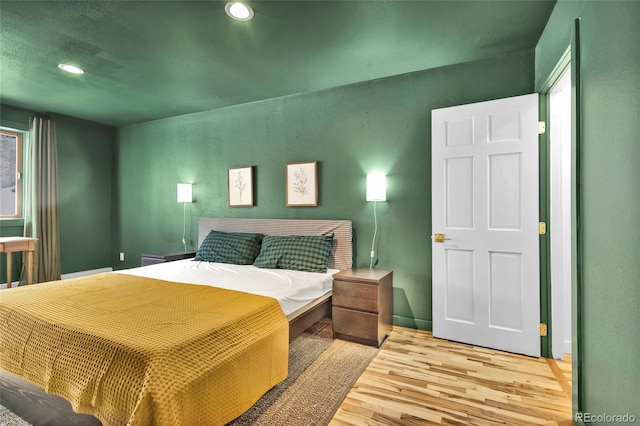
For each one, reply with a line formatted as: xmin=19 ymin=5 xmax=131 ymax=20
xmin=228 ymin=166 xmax=254 ymax=207
xmin=286 ymin=161 xmax=317 ymax=206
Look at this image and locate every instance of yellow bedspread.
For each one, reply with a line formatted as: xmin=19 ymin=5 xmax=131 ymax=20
xmin=0 ymin=273 xmax=289 ymax=425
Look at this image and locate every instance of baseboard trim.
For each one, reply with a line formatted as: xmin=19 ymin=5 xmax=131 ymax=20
xmin=393 ymin=315 xmax=432 ymax=331
xmin=1 ymin=267 xmax=113 ymax=289
xmin=61 ymin=267 xmax=113 ymax=280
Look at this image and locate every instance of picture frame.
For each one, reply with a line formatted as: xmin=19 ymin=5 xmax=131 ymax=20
xmin=286 ymin=161 xmax=318 ymax=207
xmin=228 ymin=166 xmax=254 ymax=207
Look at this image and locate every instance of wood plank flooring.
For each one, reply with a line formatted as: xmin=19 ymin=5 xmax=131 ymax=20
xmin=330 ymin=327 xmax=573 ymax=426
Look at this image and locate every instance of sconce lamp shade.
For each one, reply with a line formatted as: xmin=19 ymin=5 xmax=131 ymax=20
xmin=366 ymin=173 xmax=387 ymax=202
xmin=177 ymin=183 xmax=193 ymax=203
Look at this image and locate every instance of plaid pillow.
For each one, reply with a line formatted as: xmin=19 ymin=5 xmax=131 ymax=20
xmin=194 ymin=231 xmax=264 ymax=265
xmin=253 ymin=234 xmax=334 ymax=273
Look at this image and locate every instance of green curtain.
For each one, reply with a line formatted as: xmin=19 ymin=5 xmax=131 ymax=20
xmin=21 ymin=117 xmax=61 ymax=284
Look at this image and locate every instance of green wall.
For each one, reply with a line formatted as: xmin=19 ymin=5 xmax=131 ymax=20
xmin=116 ymin=49 xmax=534 ymax=329
xmin=0 ymin=106 xmax=115 ymax=282
xmin=536 ymin=0 xmax=640 ymax=422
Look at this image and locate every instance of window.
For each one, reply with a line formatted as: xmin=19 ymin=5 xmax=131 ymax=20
xmin=1 ymin=130 xmax=22 ymax=218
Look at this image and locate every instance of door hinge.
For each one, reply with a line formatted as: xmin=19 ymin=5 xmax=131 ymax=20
xmin=538 ymin=121 xmax=546 ymax=134
xmin=540 ymin=323 xmax=548 ymax=337
xmin=539 ymin=222 xmax=547 ymax=235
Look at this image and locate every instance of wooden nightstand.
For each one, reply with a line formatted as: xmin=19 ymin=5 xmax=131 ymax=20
xmin=332 ymin=268 xmax=393 ymax=347
xmin=140 ymin=250 xmax=196 ymax=267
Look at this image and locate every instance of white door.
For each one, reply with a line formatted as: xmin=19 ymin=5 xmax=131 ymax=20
xmin=431 ymin=93 xmax=540 ymax=357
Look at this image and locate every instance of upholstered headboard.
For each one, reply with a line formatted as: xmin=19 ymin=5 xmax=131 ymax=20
xmin=198 ymin=218 xmax=353 ymax=271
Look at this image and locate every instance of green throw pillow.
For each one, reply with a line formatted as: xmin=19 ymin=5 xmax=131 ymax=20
xmin=253 ymin=234 xmax=334 ymax=273
xmin=194 ymin=231 xmax=264 ymax=265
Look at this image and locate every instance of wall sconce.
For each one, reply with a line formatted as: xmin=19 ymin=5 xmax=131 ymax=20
xmin=366 ymin=173 xmax=387 ymax=202
xmin=366 ymin=173 xmax=387 ymax=269
xmin=177 ymin=183 xmax=193 ymax=252
xmin=177 ymin=183 xmax=193 ymax=203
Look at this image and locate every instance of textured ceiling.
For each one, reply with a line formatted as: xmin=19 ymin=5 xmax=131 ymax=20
xmin=0 ymin=1 xmax=556 ymax=127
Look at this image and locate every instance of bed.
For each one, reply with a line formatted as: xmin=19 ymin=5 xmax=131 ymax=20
xmin=0 ymin=218 xmax=352 ymax=426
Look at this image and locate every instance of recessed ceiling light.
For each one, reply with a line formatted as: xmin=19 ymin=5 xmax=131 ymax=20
xmin=225 ymin=2 xmax=254 ymax=21
xmin=58 ymin=64 xmax=85 ymax=74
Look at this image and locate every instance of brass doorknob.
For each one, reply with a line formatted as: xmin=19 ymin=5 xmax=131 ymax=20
xmin=432 ymin=233 xmax=451 ymax=243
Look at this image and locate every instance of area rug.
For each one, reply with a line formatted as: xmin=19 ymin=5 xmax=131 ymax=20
xmin=230 ymin=318 xmax=379 ymax=425
xmin=0 ymin=404 xmax=30 ymax=426
xmin=245 ymin=337 xmax=379 ymax=426
xmin=0 ymin=319 xmax=379 ymax=426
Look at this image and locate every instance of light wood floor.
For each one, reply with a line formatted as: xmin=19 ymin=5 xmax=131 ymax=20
xmin=330 ymin=327 xmax=573 ymax=426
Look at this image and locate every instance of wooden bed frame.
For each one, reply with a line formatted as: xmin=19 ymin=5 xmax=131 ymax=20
xmin=1 ymin=218 xmax=353 ymax=425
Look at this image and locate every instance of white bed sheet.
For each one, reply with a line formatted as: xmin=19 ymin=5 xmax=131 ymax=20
xmin=116 ymin=259 xmax=336 ymax=317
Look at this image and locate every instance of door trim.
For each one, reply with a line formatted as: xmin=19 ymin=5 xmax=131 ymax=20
xmin=539 ymin=47 xmax=571 ymax=360
xmin=572 ymin=17 xmax=584 ymax=418
xmin=537 ymin=18 xmax=583 ymax=418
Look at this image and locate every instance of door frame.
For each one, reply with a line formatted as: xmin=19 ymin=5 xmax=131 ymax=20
xmin=539 ymin=47 xmax=572 ymax=359
xmin=538 ymin=18 xmax=584 ymax=417
xmin=548 ymin=65 xmax=572 ymax=360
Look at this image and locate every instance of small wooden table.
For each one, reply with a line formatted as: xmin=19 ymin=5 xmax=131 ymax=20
xmin=0 ymin=237 xmax=37 ymax=288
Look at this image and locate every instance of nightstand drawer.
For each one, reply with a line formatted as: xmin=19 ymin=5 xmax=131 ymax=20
xmin=332 ymin=307 xmax=378 ymax=341
xmin=333 ymin=280 xmax=378 ymax=313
